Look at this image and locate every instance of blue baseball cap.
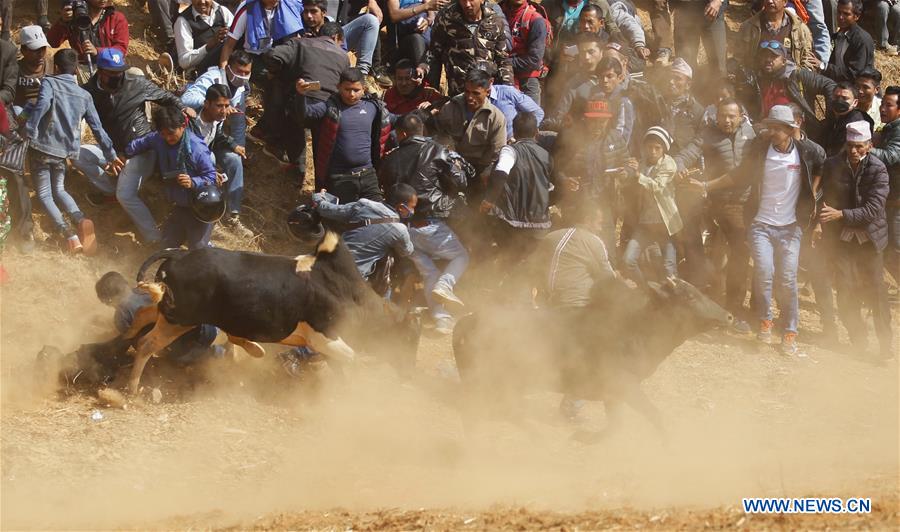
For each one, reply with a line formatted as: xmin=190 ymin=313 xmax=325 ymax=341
xmin=96 ymin=48 xmax=128 ymax=71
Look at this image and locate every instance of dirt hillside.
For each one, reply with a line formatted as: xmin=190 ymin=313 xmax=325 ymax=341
xmin=2 ymin=1 xmax=899 ymax=530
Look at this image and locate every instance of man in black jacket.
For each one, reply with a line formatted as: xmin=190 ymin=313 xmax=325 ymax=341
xmin=379 ymin=113 xmax=470 ymax=333
xmin=818 ymin=121 xmax=893 ymax=359
xmin=819 ymin=81 xmax=874 ymax=156
xmin=0 ymin=22 xmax=31 ymax=253
xmin=812 ymin=0 xmax=874 ymax=82
xmin=259 ymin=21 xmax=350 ymax=177
xmin=74 ymin=48 xmax=186 ymax=245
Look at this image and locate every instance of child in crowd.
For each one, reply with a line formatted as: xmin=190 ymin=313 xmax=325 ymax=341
xmin=622 ymin=127 xmax=683 ymax=285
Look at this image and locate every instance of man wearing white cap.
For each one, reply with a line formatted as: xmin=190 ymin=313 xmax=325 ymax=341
xmin=698 ymin=104 xmax=825 ymax=356
xmin=818 ymin=120 xmax=893 ymax=360
xmin=14 ymin=25 xmax=51 ymax=117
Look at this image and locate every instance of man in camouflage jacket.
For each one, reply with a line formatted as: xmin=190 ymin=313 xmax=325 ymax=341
xmin=421 ymin=0 xmax=514 ymax=96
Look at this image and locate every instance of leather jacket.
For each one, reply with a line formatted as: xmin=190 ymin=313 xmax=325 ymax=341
xmin=378 ymin=135 xmax=471 ymax=219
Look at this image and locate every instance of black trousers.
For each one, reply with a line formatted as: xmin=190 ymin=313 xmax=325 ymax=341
xmin=327 ymin=168 xmax=383 ymax=204
xmin=4 ymin=169 xmax=33 ymax=240
xmin=711 ymin=203 xmax=750 ymax=313
xmin=831 ymin=239 xmax=893 ymax=353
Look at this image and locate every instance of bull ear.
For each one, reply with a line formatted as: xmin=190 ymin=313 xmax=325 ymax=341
xmin=647 ymin=281 xmax=671 ymax=300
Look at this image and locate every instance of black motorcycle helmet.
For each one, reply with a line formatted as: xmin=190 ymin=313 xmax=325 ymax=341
xmin=190 ymin=184 xmax=226 ymax=223
xmin=286 ymin=204 xmax=325 ymax=243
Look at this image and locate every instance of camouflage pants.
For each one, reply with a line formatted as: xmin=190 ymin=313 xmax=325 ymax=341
xmin=0 ymin=176 xmax=11 ymax=248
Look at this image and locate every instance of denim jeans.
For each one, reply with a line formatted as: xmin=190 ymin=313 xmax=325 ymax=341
xmin=672 ymin=0 xmax=727 ymax=75
xmin=212 ymin=150 xmax=244 ymax=215
xmin=520 ymin=77 xmax=541 ymax=107
xmin=75 ymin=146 xmax=162 ymax=243
xmin=623 ymin=224 xmax=678 ymax=285
xmin=30 ymin=151 xmax=82 ymax=236
xmin=343 ymin=14 xmax=379 ymax=74
xmin=161 ymin=206 xmax=213 ymax=250
xmin=749 ymin=221 xmax=802 ymax=334
xmin=873 ymin=0 xmax=900 ymax=47
xmin=804 ymin=0 xmax=832 ymax=63
xmin=225 ymin=89 xmax=248 ymax=147
xmin=409 ymin=219 xmax=469 ymax=320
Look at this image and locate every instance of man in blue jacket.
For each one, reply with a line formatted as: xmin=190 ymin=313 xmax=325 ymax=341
xmin=125 ymin=105 xmax=218 ymax=250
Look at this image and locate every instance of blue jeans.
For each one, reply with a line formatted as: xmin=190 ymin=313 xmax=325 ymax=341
xmin=225 ymin=89 xmax=248 ymax=147
xmin=343 ymin=14 xmax=379 ymax=74
xmin=30 ymin=151 xmax=82 ymax=236
xmin=874 ymin=0 xmax=900 ymax=47
xmin=749 ymin=221 xmax=802 ymax=334
xmin=74 ymin=146 xmax=162 ymax=243
xmin=161 ymin=205 xmax=213 ymax=250
xmin=409 ymin=219 xmax=469 ymax=320
xmin=623 ymin=224 xmax=678 ymax=285
xmin=804 ymin=0 xmax=831 ymax=63
xmin=212 ymin=150 xmax=244 ymax=215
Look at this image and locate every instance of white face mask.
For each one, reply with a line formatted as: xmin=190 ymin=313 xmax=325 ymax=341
xmin=226 ymin=65 xmax=250 ymax=87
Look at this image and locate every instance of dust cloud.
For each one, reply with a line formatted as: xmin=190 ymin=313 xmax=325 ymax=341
xmin=1 ymin=249 xmax=898 ymax=530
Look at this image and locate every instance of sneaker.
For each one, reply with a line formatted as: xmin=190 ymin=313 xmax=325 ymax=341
xmin=224 ymin=214 xmax=253 ymax=239
xmin=158 ymin=52 xmax=175 ymax=73
xmin=781 ymin=333 xmax=805 ymax=357
xmin=655 ymin=48 xmax=673 ymax=65
xmin=434 ymin=317 xmax=455 ymax=335
xmin=880 ymin=44 xmax=898 ymax=55
xmin=432 ymin=285 xmax=465 ymax=308
xmin=373 ymin=67 xmax=393 ymax=88
xmin=67 ymin=235 xmax=83 ymax=254
xmin=757 ymin=319 xmax=774 ymax=344
xmin=77 ymin=218 xmax=98 ymax=256
xmin=18 ymin=233 xmax=35 ymax=255
xmin=84 ymin=191 xmax=115 ymax=207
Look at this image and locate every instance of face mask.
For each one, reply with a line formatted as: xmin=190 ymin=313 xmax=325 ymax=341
xmin=226 ymin=65 xmax=250 ymax=87
xmin=832 ymin=99 xmax=851 ymax=114
xmin=104 ymin=73 xmax=125 ymax=91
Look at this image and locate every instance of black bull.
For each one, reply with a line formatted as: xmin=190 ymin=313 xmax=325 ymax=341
xmin=123 ymin=231 xmax=421 ymax=394
xmin=452 ymin=277 xmax=733 ymax=439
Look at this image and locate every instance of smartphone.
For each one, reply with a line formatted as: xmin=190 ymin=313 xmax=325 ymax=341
xmin=305 ymin=80 xmax=322 ymax=91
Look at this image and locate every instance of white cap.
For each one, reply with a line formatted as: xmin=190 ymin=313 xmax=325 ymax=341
xmin=846 ymin=121 xmax=872 ymax=142
xmin=670 ymin=57 xmax=693 ymax=80
xmin=19 ymin=25 xmax=49 ymax=50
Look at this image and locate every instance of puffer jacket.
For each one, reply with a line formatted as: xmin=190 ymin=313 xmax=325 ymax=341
xmin=378 ymin=135 xmax=470 ymax=219
xmin=674 ymin=119 xmax=756 ymax=204
xmin=84 ymin=72 xmax=184 ymax=153
xmin=821 ymin=153 xmax=889 ymax=251
xmin=735 ymin=9 xmax=813 ymax=69
xmin=870 ymin=118 xmax=900 ymax=205
xmin=732 ymin=136 xmax=825 ymax=230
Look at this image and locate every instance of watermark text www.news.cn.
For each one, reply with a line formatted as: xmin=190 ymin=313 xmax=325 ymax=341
xmin=742 ymin=498 xmax=871 ymax=514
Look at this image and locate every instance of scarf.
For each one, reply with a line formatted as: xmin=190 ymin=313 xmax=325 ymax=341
xmin=244 ymin=0 xmax=304 ymax=51
xmin=175 ymin=129 xmax=193 ymax=174
xmin=561 ymin=0 xmax=585 ymax=33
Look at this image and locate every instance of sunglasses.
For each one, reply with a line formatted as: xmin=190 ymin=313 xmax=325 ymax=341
xmin=759 ymin=40 xmax=783 ymax=50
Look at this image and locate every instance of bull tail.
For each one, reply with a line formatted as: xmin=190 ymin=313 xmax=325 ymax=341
xmin=136 ymin=248 xmax=188 ymax=283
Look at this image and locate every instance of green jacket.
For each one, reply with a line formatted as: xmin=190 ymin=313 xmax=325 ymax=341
xmin=635 ymin=154 xmax=683 ymax=236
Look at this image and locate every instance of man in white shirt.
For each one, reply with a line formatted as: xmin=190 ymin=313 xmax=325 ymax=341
xmin=217 ymin=0 xmax=305 ymax=72
xmin=699 ymin=105 xmax=826 ymax=356
xmin=173 ymin=0 xmax=234 ymax=74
